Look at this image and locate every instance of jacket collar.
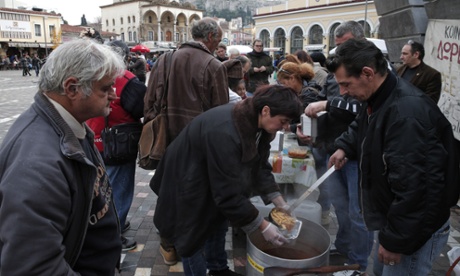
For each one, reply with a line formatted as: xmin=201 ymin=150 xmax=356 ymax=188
xmin=232 ymin=99 xmax=275 ymax=162
xmin=367 ymin=71 xmax=398 ymax=113
xmin=33 ymin=92 xmax=94 ymax=161
xmin=181 ymin=41 xmax=213 ymax=55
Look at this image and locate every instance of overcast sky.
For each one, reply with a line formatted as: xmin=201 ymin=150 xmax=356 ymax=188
xmin=13 ymin=0 xmax=113 ymax=25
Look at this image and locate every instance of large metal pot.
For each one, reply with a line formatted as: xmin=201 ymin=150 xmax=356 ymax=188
xmin=246 ymin=218 xmax=331 ymax=276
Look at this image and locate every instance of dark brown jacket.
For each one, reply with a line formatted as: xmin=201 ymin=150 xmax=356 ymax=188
xmin=397 ymin=61 xmax=442 ymax=103
xmin=144 ymin=41 xmax=229 ymax=141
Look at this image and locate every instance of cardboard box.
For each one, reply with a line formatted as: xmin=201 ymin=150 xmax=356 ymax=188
xmin=301 ymin=114 xmax=317 ymax=137
xmin=301 ymin=112 xmax=326 ymax=140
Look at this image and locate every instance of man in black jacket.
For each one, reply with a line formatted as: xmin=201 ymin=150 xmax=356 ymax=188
xmin=302 ymin=21 xmax=372 ymax=275
xmin=329 ymin=39 xmax=459 ymax=276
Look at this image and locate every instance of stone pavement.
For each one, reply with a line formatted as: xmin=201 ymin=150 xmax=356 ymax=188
xmin=118 ymin=166 xmax=459 ymax=276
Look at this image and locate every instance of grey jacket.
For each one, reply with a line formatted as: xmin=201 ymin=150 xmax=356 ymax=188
xmin=0 ymin=92 xmax=107 ymax=275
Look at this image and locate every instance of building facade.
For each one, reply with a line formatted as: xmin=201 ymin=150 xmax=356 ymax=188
xmin=0 ymin=7 xmax=61 ymax=59
xmin=253 ymin=0 xmax=380 ymax=55
xmin=101 ymin=0 xmax=203 ymax=49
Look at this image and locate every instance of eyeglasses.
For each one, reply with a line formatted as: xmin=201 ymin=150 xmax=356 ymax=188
xmin=254 ymin=44 xmax=263 ymax=48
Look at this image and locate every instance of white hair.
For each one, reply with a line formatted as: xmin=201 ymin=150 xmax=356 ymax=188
xmin=39 ymin=39 xmax=125 ymax=96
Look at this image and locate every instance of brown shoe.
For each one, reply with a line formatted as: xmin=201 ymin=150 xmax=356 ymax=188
xmin=159 ymin=245 xmax=178 ymax=266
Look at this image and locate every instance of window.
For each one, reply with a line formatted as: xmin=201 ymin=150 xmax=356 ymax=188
xmin=128 ymin=17 xmax=131 ymax=24
xmin=260 ymin=30 xmax=270 ymax=47
xmin=120 ymin=17 xmax=123 ymax=24
xmin=112 ymin=19 xmax=115 ymax=26
xmin=121 ymin=33 xmax=125 ymax=41
xmin=148 ymin=16 xmax=152 ymax=23
xmin=133 ymin=31 xmax=137 ymax=41
xmin=309 ymin=25 xmax=323 ymax=45
xmin=128 ymin=31 xmax=132 ymax=41
xmin=329 ymin=23 xmax=340 ymax=49
xmin=49 ymin=25 xmax=55 ymax=38
xmin=290 ymin=27 xmax=303 ymax=53
xmin=148 ymin=31 xmax=154 ymax=41
xmin=274 ymin=28 xmax=286 ymax=49
xmin=106 ymin=20 xmax=109 ymax=26
xmin=133 ymin=16 xmax=135 ymax=23
xmin=35 ymin=24 xmax=41 ymax=36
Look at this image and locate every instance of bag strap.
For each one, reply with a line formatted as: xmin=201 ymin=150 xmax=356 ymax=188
xmin=159 ymin=50 xmax=175 ymax=115
xmin=104 ymin=116 xmax=109 ymax=130
xmin=447 ymin=255 xmax=460 ymax=276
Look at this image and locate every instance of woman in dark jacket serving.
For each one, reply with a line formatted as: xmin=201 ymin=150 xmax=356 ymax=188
xmin=151 ymin=85 xmax=303 ymax=275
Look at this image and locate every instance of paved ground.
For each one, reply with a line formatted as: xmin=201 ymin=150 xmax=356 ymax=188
xmin=0 ymin=70 xmax=458 ymax=275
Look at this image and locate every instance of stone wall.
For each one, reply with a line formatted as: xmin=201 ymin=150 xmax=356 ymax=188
xmin=374 ymin=0 xmax=459 ymax=63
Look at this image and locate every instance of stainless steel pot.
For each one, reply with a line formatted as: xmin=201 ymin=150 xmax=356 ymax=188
xmin=246 ymin=218 xmax=331 ymax=276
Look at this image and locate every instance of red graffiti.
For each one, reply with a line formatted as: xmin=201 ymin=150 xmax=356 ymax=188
xmin=437 ymin=40 xmax=460 ymax=63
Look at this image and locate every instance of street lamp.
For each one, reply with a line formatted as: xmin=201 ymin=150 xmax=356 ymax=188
xmin=43 ymin=16 xmax=48 ymax=57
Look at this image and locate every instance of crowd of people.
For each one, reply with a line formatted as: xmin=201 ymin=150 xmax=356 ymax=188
xmin=0 ymin=17 xmax=458 ymax=276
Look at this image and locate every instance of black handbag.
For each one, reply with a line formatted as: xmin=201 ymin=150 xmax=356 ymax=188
xmin=101 ymin=118 xmax=143 ymax=165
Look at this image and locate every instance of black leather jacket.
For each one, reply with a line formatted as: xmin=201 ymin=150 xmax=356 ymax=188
xmin=335 ymin=72 xmax=459 ymax=254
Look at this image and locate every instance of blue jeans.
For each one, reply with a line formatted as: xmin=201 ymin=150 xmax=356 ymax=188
xmin=328 ymin=158 xmax=374 ymax=271
xmin=312 ymin=147 xmax=330 ymax=212
xmin=106 ymin=161 xmax=136 ymax=229
xmin=182 ymin=220 xmax=229 ymax=275
xmin=373 ymin=220 xmax=449 ymax=276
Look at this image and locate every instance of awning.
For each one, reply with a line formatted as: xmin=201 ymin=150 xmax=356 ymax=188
xmin=8 ymin=42 xmax=45 ymax=48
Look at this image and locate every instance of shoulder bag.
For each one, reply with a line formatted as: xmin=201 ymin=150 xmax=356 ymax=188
xmin=138 ymin=51 xmax=175 ymax=170
xmin=101 ymin=117 xmax=143 ymax=165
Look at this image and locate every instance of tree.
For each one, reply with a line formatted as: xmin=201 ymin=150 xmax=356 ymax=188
xmin=81 ymin=14 xmax=87 ymax=26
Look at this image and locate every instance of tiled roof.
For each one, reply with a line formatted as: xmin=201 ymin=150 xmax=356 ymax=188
xmin=61 ymin=24 xmax=117 ymax=36
xmin=0 ymin=7 xmax=61 ymax=17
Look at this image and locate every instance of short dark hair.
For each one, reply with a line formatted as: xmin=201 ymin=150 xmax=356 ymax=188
xmin=310 ymin=52 xmax=327 ymax=67
xmin=136 ymin=51 xmax=141 ymax=56
xmin=252 ymin=85 xmax=303 ymax=119
xmin=407 ymin=40 xmax=425 ymax=60
xmin=328 ymin=39 xmax=388 ymax=78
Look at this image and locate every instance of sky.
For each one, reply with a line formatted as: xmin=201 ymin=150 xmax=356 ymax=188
xmin=14 ymin=0 xmax=113 ymax=25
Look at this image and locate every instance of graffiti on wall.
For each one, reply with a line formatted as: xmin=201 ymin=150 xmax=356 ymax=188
xmin=425 ymin=19 xmax=460 ymax=141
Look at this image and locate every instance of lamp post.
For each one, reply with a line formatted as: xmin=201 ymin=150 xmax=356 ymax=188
xmin=43 ymin=16 xmax=48 ymax=57
xmin=364 ymin=0 xmax=368 ymax=37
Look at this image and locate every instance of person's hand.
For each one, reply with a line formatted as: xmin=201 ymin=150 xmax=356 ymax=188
xmin=378 ymin=244 xmax=401 ymax=266
xmin=253 ymin=67 xmax=260 ymax=72
xmin=305 ymin=101 xmax=327 ymax=117
xmin=328 ymin=149 xmax=347 ymax=169
xmin=296 ymin=125 xmax=313 ymax=145
xmin=261 ymin=222 xmax=288 ymax=246
xmin=272 ymin=195 xmax=289 ymax=210
xmin=260 ymin=66 xmax=266 ymax=72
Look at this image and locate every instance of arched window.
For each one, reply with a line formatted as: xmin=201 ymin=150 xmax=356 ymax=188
xmin=148 ymin=16 xmax=152 ymax=24
xmin=133 ymin=16 xmax=136 ymax=23
xmin=260 ymin=30 xmax=270 ymax=47
xmin=274 ymin=28 xmax=286 ymax=51
xmin=120 ymin=17 xmax=124 ymax=25
xmin=290 ymin=26 xmax=303 ymax=54
xmin=106 ymin=20 xmax=108 ymax=27
xmin=358 ymin=20 xmax=371 ymax=37
xmin=329 ymin=22 xmax=340 ymax=49
xmin=128 ymin=16 xmax=131 ymax=24
xmin=309 ymin=25 xmax=323 ymax=45
xmin=112 ymin=19 xmax=115 ymax=26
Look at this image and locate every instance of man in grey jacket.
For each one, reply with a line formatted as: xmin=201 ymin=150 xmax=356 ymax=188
xmin=0 ymin=39 xmax=126 ymax=275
